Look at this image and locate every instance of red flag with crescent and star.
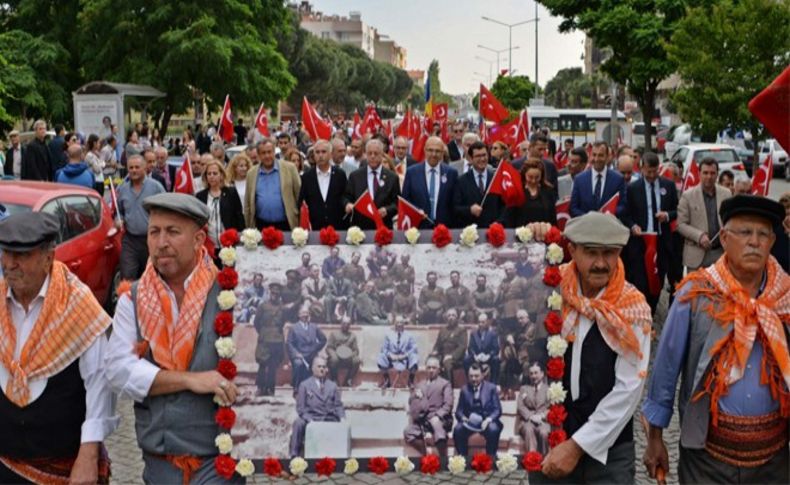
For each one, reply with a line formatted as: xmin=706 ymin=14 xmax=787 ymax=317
xmin=642 ymin=233 xmax=661 ymax=297
xmin=487 ymin=159 xmax=525 ymax=207
xmin=351 ymin=110 xmax=362 ymax=141
xmin=218 ymin=95 xmax=234 ymax=143
xmin=254 ymin=103 xmax=269 ymax=137
xmin=555 ymin=199 xmax=571 ymax=231
xmin=361 ymin=105 xmax=382 ymax=136
xmin=751 ymin=153 xmax=773 ymax=196
xmin=600 ymin=193 xmax=619 ymax=215
xmin=488 ymin=116 xmax=521 ymax=148
xmin=301 ymin=97 xmax=332 ymax=141
xmin=173 ymin=153 xmax=195 ymax=195
xmin=682 ymin=158 xmax=700 ymax=192
xmin=397 ymin=196 xmax=426 ymax=230
xmin=479 ymin=84 xmax=509 ymax=123
xmin=353 ymin=191 xmax=384 ymax=228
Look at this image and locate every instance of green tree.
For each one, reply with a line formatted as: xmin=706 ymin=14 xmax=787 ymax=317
xmin=668 ymin=0 xmax=790 ymax=160
xmin=491 ymin=75 xmax=536 ymax=112
xmin=79 ymin=0 xmax=296 ymax=134
xmin=427 ymin=59 xmax=455 ymax=107
xmin=539 ymin=0 xmax=688 ymax=150
xmin=545 ymin=67 xmax=587 ymax=108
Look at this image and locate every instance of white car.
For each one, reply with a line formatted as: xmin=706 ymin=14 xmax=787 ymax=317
xmin=668 ymin=143 xmax=746 ymax=179
xmin=758 ymin=138 xmax=788 ymax=178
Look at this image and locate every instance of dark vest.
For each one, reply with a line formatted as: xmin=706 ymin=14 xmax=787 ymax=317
xmin=562 ymin=323 xmax=633 ymax=446
xmin=0 ymin=359 xmax=86 ymax=458
xmin=131 ymin=281 xmax=221 ymax=456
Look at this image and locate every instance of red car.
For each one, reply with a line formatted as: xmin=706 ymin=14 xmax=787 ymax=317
xmin=0 ymin=181 xmax=123 ymax=311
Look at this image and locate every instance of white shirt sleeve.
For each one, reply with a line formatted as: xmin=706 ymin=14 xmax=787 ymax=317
xmin=104 ymin=294 xmax=161 ymax=402
xmin=79 ymin=335 xmax=120 ymax=443
xmin=571 ymin=324 xmax=651 ymax=465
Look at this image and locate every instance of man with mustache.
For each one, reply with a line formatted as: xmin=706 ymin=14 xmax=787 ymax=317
xmin=644 ymin=195 xmax=789 ymax=484
xmin=105 ymin=193 xmax=243 ymax=484
xmin=526 ymin=212 xmax=652 ymax=483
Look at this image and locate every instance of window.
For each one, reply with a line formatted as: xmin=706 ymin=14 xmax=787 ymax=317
xmin=695 ymin=149 xmax=737 ymax=164
xmin=41 ymin=196 xmax=100 ymax=244
xmin=671 ymin=148 xmax=688 ymax=166
xmin=321 ymin=32 xmax=330 ymax=39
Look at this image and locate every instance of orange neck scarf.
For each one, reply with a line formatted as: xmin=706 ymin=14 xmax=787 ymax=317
xmin=136 ymin=247 xmax=217 ymax=371
xmin=0 ymin=261 xmax=111 ymax=407
xmin=679 ymin=255 xmax=790 ymax=422
xmin=560 ymin=259 xmax=652 ymax=364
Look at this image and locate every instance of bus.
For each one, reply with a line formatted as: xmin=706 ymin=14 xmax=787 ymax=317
xmin=526 ymin=106 xmax=630 ymax=149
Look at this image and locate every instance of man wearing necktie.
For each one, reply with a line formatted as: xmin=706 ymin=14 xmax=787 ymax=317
xmin=402 ymin=136 xmax=459 ymax=228
xmin=463 ymin=313 xmax=501 ymax=385
xmin=377 ymin=316 xmax=419 ymax=388
xmin=286 ymin=308 xmax=327 ymax=392
xmin=453 ymin=141 xmax=503 ymax=228
xmin=343 ymin=139 xmax=400 ymax=229
xmin=569 ymin=141 xmax=626 ymax=218
xmin=404 ymin=356 xmax=455 ymax=456
xmin=452 ymin=364 xmax=503 ymax=457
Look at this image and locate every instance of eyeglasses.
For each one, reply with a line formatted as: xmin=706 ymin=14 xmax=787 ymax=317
xmin=724 ymin=227 xmax=773 ymax=242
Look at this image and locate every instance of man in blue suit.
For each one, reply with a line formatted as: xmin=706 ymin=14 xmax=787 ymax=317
xmin=569 ymin=141 xmax=627 ymax=218
xmin=401 ymin=136 xmax=459 ymax=228
xmin=377 ymin=315 xmax=420 ymax=388
xmin=453 ymin=363 xmax=503 ymax=456
xmin=287 ymin=307 xmax=327 ymax=391
xmin=463 ymin=313 xmax=500 ymax=384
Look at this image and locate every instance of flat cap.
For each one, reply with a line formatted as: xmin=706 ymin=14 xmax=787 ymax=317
xmin=720 ymin=194 xmax=785 ymax=226
xmin=142 ymin=193 xmax=209 ymax=226
xmin=0 ymin=212 xmax=60 ymax=252
xmin=8 ymin=130 xmax=19 ymax=137
xmin=563 ymin=211 xmax=630 ymax=247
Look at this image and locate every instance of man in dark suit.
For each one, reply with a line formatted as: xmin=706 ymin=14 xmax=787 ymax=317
xmin=512 ymin=133 xmax=559 ymax=201
xmin=289 ymin=356 xmax=345 ymax=457
xmin=286 ymin=307 xmax=327 ymax=391
xmin=447 ymin=122 xmax=465 ymax=162
xmin=22 ymin=120 xmax=55 ymax=181
xmin=392 ymin=136 xmax=417 ymax=169
xmin=569 ymin=140 xmax=627 ymax=218
xmin=463 ymin=313 xmax=500 ymax=384
xmin=622 ymin=152 xmax=679 ymax=313
xmin=402 ymin=136 xmax=458 ymax=228
xmin=299 ymin=140 xmax=347 ymax=229
xmin=453 ymin=141 xmax=503 ymax=228
xmin=343 ymin=138 xmax=399 ymax=229
xmin=452 ymin=363 xmax=503 ymax=456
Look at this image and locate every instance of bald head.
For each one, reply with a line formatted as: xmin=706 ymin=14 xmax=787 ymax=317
xmin=424 ymin=136 xmax=445 ymax=166
xmin=617 ymin=155 xmax=634 ymax=183
xmin=67 ymin=143 xmax=83 ymax=162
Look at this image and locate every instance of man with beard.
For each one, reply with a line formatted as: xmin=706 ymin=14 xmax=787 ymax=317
xmin=431 ymin=309 xmax=468 ymax=386
xmin=418 ymin=271 xmax=446 ymax=324
xmin=444 ymin=270 xmax=472 ymax=322
xmin=325 ymin=318 xmax=360 ymax=387
xmin=472 ymin=274 xmax=497 ymax=321
xmin=404 ymin=356 xmax=454 ymax=456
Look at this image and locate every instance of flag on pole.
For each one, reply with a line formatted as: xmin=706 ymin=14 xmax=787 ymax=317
xmin=479 ymin=84 xmax=510 ymax=123
xmin=254 ymin=103 xmax=269 ymax=137
xmin=351 ymin=110 xmax=362 ymax=141
xmin=599 ymin=193 xmax=620 ymax=215
xmin=301 ymin=97 xmax=332 ymax=141
xmin=396 ymin=110 xmax=411 ymax=139
xmin=424 ymin=70 xmax=433 ymax=118
xmin=642 ymin=233 xmax=661 ymax=297
xmin=300 ymin=201 xmax=312 ymax=230
xmin=751 ymin=153 xmax=773 ymax=196
xmin=218 ymin=95 xmax=234 ymax=143
xmin=385 ymin=120 xmax=394 ymax=157
xmin=410 ymin=125 xmax=429 ymax=162
xmin=361 ymin=105 xmax=382 ymax=135
xmin=174 ymin=153 xmax=195 ymax=195
xmin=748 ymin=65 xmax=790 ymax=153
xmin=108 ymin=176 xmax=121 ymax=224
xmin=353 ymin=191 xmax=384 ymax=228
xmin=397 ymin=196 xmax=426 ymax=230
xmin=682 ymin=158 xmax=700 ymax=191
xmin=487 ymin=160 xmax=525 ymax=207
xmin=555 ymin=199 xmax=571 ymax=231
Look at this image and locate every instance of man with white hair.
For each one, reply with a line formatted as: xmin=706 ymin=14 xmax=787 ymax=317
xmin=392 ymin=136 xmax=416 ymax=171
xmin=330 ymin=138 xmax=358 ymax=177
xmin=343 ymin=138 xmax=400 ymax=229
xmin=450 ymin=132 xmax=481 ymax=175
xmin=733 ymin=174 xmax=752 ymax=195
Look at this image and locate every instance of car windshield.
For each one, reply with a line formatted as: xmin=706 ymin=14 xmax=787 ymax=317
xmin=695 ymin=149 xmax=737 ymax=163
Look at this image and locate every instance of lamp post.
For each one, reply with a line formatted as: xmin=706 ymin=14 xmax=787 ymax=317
xmin=474 ymin=56 xmax=495 ymax=85
xmin=477 ymin=44 xmax=518 ymax=75
xmin=481 ymin=15 xmax=539 ymax=82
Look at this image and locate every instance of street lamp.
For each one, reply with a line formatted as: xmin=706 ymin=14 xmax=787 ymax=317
xmin=477 ymin=44 xmax=519 ymax=75
xmin=474 ymin=56 xmax=494 ymax=85
xmin=481 ymin=14 xmax=539 ymax=83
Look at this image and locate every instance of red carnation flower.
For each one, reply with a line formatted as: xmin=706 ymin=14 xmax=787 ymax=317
xmin=217 ymin=359 xmax=237 ymax=380
xmin=214 ymin=312 xmax=234 ymax=337
xmin=319 ymin=226 xmax=339 ymax=246
xmin=261 ymin=226 xmax=284 ymax=250
xmin=522 ymin=451 xmax=543 ymax=472
xmin=545 ymin=226 xmax=562 ymax=245
xmin=315 ymin=457 xmax=336 ymax=477
xmin=486 ymin=222 xmax=506 ymax=247
xmin=263 ymin=457 xmax=283 ymax=477
xmin=215 ymin=406 xmax=236 ymax=429
xmin=544 ymin=311 xmax=563 ymax=335
xmin=217 ymin=267 xmax=239 ymax=290
xmin=420 ymin=454 xmax=440 ymax=475
xmin=546 ymin=357 xmax=565 ymax=380
xmin=548 ymin=429 xmax=567 ymax=448
xmin=374 ymin=226 xmax=393 ymax=246
xmin=215 ymin=455 xmax=237 ymax=480
xmin=219 ymin=228 xmax=240 ymax=248
xmin=470 ymin=452 xmax=493 ymax=474
xmin=368 ymin=456 xmax=389 ymax=475
xmin=543 ymin=266 xmax=562 ymax=286
xmin=547 ymin=404 xmax=568 ymax=427
xmin=432 ymin=224 xmax=452 ymax=248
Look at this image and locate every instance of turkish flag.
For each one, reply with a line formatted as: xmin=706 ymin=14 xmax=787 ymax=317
xmin=682 ymin=158 xmax=700 ymax=191
xmin=433 ymin=103 xmax=449 ymax=122
xmin=353 ymin=191 xmax=384 ymax=228
xmin=396 ymin=110 xmax=411 ymax=139
xmin=254 ymin=103 xmax=269 ymax=137
xmin=659 ymin=164 xmax=675 ymax=180
xmin=218 ymin=95 xmax=234 ymax=143
xmin=555 ymin=199 xmax=571 ymax=231
xmin=488 ymin=160 xmax=525 ymax=207
xmin=301 ymin=97 xmax=332 ymax=141
xmin=352 ymin=110 xmax=362 ymax=141
xmin=108 ymin=176 xmax=120 ymax=223
xmin=751 ymin=153 xmax=773 ymax=196
xmin=489 ymin=116 xmax=520 ymax=148
xmin=600 ymin=193 xmax=619 ymax=215
xmin=397 ymin=196 xmax=426 ymax=230
xmin=385 ymin=120 xmax=394 ymax=157
xmin=642 ymin=233 xmax=661 ymax=297
xmin=174 ymin=154 xmax=195 ymax=195
xmin=361 ymin=105 xmax=382 ymax=135
xmin=748 ymin=65 xmax=790 ymax=153
xmin=513 ymin=109 xmax=529 ymax=155
xmin=411 ymin=123 xmax=429 ymax=162
xmin=300 ymin=201 xmax=312 ymax=230
xmin=479 ymin=84 xmax=509 ymax=123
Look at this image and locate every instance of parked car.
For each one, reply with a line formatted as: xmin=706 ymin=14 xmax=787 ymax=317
xmin=758 ymin=138 xmax=788 ymax=178
xmin=631 ymin=122 xmax=667 ymax=150
xmin=0 ymin=181 xmax=123 ymax=311
xmin=664 ymin=124 xmax=696 ymax=159
xmin=668 ymin=143 xmax=746 ymax=180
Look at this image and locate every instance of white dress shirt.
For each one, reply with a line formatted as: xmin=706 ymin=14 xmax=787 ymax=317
xmin=424 ymin=162 xmax=442 ymax=218
xmin=11 ymin=146 xmax=22 ymax=178
xmin=643 ymin=178 xmax=661 ymax=233
xmin=568 ymin=287 xmax=651 ymax=465
xmin=472 ymin=167 xmax=488 ymax=190
xmin=1 ymin=276 xmax=118 ymax=443
xmin=316 ymin=166 xmax=332 ymax=201
xmin=590 ymin=168 xmax=608 ymax=198
xmin=234 ymin=179 xmax=247 ymax=212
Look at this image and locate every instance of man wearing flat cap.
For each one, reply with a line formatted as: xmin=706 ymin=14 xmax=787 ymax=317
xmin=0 ymin=212 xmax=117 ymax=484
xmin=105 ymin=193 xmax=244 ymax=483
xmin=644 ymin=195 xmax=790 ymax=485
xmin=526 ymin=212 xmax=652 ymax=483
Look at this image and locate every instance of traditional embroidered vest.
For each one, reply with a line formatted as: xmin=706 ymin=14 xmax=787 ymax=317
xmin=131 ymin=282 xmax=221 ymax=456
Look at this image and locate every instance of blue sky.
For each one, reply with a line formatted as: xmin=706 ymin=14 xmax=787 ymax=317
xmin=310 ymin=0 xmax=585 ymax=94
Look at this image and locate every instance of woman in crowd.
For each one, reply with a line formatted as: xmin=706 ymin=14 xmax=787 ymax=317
xmin=226 ymin=153 xmax=251 ymax=212
xmin=182 ymin=128 xmax=196 ymax=156
xmin=286 ymin=148 xmax=308 ymax=175
xmin=196 ymin=159 xmax=244 ymax=261
xmin=150 ymin=128 xmax=163 ymax=148
xmin=490 ymin=140 xmax=510 ymax=166
xmin=84 ymin=134 xmax=105 ymax=194
xmin=500 ymin=159 xmax=556 ymax=227
xmin=125 ymin=130 xmax=142 ymax=159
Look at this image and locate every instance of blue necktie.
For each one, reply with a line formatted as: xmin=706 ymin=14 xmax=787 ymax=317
xmin=429 ymin=168 xmax=437 ymax=219
xmin=594 ymin=173 xmax=603 ymax=206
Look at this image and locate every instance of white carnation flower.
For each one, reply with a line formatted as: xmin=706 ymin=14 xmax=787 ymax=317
xmin=547 ymin=291 xmax=563 ymax=311
xmin=496 ymin=453 xmax=518 ymax=474
xmin=394 ymin=456 xmax=414 ymax=474
xmin=546 ymin=243 xmax=564 ymax=265
xmin=240 ymin=228 xmax=261 ymax=250
xmin=346 ymin=226 xmax=366 ymax=245
xmin=217 ymin=290 xmax=237 ymax=310
xmin=547 ymin=335 xmax=568 ymax=358
xmin=448 ymin=455 xmax=467 ymax=474
xmin=404 ymin=227 xmax=420 ymax=245
xmin=547 ymin=381 xmax=567 ymax=404
xmin=235 ymin=459 xmax=255 ymax=477
xmin=289 ymin=457 xmax=308 ymax=476
xmin=291 ymin=228 xmax=309 ymax=247
xmin=218 ymin=247 xmax=237 ymax=267
xmin=516 ymin=226 xmax=534 ymax=243
xmin=215 ymin=433 xmax=233 ymax=454
xmin=343 ymin=458 xmax=359 ymax=475
xmin=459 ymin=224 xmax=479 ymax=247
xmin=215 ymin=337 xmax=236 ymax=359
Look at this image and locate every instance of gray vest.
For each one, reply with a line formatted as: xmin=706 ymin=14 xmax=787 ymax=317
xmin=131 ymin=281 xmax=221 ymax=456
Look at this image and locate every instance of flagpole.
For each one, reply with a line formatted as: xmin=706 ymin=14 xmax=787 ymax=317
xmin=186 ymin=151 xmax=195 ymax=195
xmin=397 ymin=195 xmax=435 ymax=226
xmin=480 ymin=158 xmax=505 ymax=207
xmin=108 ymin=176 xmax=122 ymax=225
